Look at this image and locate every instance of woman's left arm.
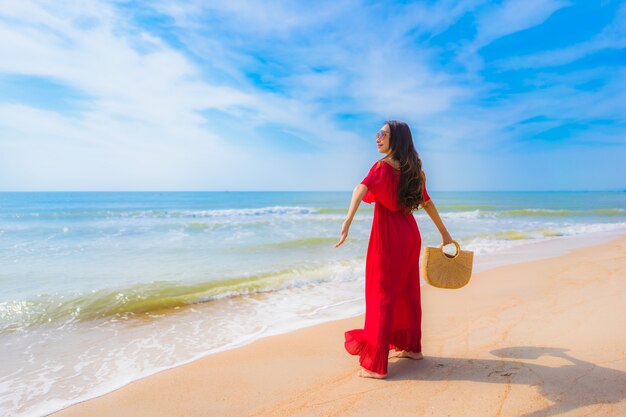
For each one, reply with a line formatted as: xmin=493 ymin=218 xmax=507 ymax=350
xmin=422 ymin=200 xmax=453 ymax=245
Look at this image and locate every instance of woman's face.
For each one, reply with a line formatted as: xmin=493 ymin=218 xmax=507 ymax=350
xmin=376 ymin=124 xmax=391 ymax=155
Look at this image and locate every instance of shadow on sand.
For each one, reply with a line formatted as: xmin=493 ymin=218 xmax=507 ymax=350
xmin=386 ymin=346 xmax=625 ymax=416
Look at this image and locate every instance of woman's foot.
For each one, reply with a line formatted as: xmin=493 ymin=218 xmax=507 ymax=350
xmin=392 ymin=350 xmax=424 ymax=360
xmin=358 ymin=367 xmax=387 ymax=379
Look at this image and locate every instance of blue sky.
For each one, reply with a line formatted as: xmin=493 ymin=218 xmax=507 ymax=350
xmin=0 ymin=0 xmax=624 ymax=191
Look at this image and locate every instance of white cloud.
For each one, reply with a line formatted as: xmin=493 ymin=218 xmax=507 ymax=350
xmin=153 ymin=0 xmax=353 ymax=36
xmin=0 ymin=0 xmax=364 ymax=190
xmin=144 ymin=0 xmax=482 ymax=148
xmin=0 ymin=3 xmax=255 ymax=124
xmin=455 ymin=0 xmax=572 ymax=72
xmin=493 ymin=2 xmax=626 ymax=70
xmin=473 ymin=0 xmax=571 ymax=48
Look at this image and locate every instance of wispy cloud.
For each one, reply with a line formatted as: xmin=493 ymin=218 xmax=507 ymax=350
xmin=493 ymin=2 xmax=626 ymax=70
xmin=473 ymin=0 xmax=572 ymax=49
xmin=454 ymin=0 xmax=573 ymax=72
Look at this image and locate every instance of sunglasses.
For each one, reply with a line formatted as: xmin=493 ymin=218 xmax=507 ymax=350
xmin=375 ymin=130 xmax=388 ymax=140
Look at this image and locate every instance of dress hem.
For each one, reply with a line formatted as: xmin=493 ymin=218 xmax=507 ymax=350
xmin=344 ymin=328 xmax=422 ymax=375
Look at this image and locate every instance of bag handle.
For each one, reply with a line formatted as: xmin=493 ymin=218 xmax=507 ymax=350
xmin=438 ymin=240 xmax=461 ymax=259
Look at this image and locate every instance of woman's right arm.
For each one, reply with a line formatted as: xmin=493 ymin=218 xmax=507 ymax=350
xmin=344 ymin=184 xmax=368 ymax=226
xmin=336 ymin=184 xmax=368 ymax=248
xmin=422 ymin=200 xmax=453 ymax=245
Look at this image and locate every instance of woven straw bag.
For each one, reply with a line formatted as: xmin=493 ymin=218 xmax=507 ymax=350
xmin=420 ymin=240 xmax=474 ymax=289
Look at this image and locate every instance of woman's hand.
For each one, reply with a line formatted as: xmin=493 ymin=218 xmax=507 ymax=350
xmin=441 ymin=229 xmax=453 ymax=246
xmin=336 ymin=219 xmax=351 ymax=247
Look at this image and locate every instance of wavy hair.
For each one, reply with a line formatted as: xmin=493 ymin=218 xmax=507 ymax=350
xmin=384 ymin=120 xmax=427 ymax=214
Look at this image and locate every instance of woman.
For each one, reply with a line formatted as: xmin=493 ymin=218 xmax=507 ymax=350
xmin=335 ymin=120 xmax=453 ymax=379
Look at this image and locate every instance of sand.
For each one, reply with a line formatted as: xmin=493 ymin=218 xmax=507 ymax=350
xmin=50 ymin=233 xmax=626 ymax=417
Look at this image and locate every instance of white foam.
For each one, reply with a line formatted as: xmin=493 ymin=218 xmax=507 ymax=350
xmin=440 ymin=209 xmax=484 ymax=219
xmin=472 ymin=227 xmax=626 ymax=273
xmin=463 ymin=221 xmax=626 ymax=256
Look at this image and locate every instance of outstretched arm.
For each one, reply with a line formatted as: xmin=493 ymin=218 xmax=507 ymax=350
xmin=336 ymin=184 xmax=368 ymax=247
xmin=422 ymin=200 xmax=453 ymax=245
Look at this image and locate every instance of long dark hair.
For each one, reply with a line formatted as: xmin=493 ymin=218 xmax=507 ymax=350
xmin=385 ymin=120 xmax=427 ymax=214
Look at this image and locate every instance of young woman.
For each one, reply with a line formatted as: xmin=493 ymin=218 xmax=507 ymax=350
xmin=335 ymin=120 xmax=453 ymax=379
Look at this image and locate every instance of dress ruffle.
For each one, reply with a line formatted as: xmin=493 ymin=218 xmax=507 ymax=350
xmin=344 ymin=328 xmax=422 ymax=375
xmin=344 ymin=329 xmax=390 ymax=375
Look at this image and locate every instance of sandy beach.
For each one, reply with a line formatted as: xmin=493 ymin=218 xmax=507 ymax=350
xmin=50 ymin=233 xmax=626 ymax=417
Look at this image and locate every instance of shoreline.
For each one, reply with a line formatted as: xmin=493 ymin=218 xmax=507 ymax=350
xmin=47 ymin=231 xmax=626 ymax=417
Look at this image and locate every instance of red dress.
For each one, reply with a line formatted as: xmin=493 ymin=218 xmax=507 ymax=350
xmin=344 ymin=159 xmax=431 ymax=375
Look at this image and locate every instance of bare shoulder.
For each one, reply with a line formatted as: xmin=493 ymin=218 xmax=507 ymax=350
xmin=379 ymin=157 xmax=400 ymax=170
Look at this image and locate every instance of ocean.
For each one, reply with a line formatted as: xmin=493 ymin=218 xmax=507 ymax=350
xmin=1 ymin=191 xmax=625 ymax=417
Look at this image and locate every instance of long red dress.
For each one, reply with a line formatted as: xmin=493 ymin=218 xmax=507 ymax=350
xmin=344 ymin=159 xmax=431 ymax=375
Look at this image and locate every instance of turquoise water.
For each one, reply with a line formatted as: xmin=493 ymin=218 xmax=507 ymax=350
xmin=0 ymin=191 xmax=624 ymax=416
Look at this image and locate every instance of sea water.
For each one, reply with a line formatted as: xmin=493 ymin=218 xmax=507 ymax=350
xmin=0 ymin=191 xmax=624 ymax=416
